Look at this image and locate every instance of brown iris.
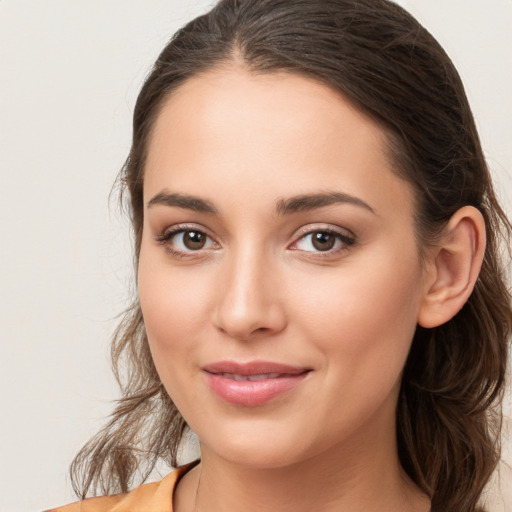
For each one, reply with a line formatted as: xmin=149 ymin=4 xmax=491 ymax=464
xmin=183 ymin=231 xmax=207 ymax=250
xmin=311 ymin=231 xmax=336 ymax=251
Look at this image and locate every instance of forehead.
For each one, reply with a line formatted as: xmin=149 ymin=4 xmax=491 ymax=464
xmin=148 ymin=67 xmax=387 ymax=161
xmin=143 ymin=67 xmax=414 ymax=218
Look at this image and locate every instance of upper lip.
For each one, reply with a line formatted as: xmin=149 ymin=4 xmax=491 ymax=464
xmin=202 ymin=360 xmax=311 ymax=376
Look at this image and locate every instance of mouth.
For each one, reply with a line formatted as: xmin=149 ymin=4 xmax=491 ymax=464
xmin=201 ymin=361 xmax=311 ymax=407
xmin=213 ymin=372 xmax=292 ymax=381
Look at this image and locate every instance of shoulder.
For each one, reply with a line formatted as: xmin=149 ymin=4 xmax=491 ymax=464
xmin=43 ymin=493 xmax=124 ymax=512
xmin=44 ymin=462 xmax=199 ymax=512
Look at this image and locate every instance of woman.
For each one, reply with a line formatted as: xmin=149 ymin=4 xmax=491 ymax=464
xmin=47 ymin=0 xmax=511 ymax=511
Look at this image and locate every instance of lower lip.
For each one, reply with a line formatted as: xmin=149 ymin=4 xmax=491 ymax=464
xmin=204 ymin=372 xmax=309 ymax=407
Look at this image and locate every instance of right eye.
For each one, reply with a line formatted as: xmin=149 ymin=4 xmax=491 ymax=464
xmin=156 ymin=226 xmax=218 ymax=255
xmin=171 ymin=230 xmax=215 ymax=251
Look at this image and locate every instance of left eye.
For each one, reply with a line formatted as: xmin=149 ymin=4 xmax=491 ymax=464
xmin=293 ymin=230 xmax=351 ymax=252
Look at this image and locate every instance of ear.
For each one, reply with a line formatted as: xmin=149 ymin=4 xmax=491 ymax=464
xmin=418 ymin=206 xmax=486 ymax=329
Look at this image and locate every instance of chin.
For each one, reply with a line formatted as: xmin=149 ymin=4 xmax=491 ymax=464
xmin=194 ymin=418 xmax=323 ymax=470
xmin=214 ymin=443 xmax=305 ymax=469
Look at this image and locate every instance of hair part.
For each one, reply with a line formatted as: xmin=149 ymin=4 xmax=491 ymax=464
xmin=71 ymin=1 xmax=512 ymax=510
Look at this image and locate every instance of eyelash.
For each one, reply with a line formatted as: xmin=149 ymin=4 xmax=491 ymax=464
xmin=154 ymin=224 xmax=217 ymax=259
xmin=154 ymin=224 xmax=356 ymax=259
xmin=290 ymin=227 xmax=356 ymax=257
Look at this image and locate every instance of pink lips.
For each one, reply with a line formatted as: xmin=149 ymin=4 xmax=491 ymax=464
xmin=202 ymin=361 xmax=311 ymax=407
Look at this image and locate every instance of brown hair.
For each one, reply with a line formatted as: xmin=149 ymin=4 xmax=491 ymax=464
xmin=70 ymin=1 xmax=512 ymax=510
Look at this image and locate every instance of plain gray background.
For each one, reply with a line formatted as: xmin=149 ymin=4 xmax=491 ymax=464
xmin=1 ymin=1 xmax=511 ymax=511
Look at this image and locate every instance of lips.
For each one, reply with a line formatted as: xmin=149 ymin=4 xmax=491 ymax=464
xmin=215 ymin=372 xmax=284 ymax=381
xmin=202 ymin=361 xmax=311 ymax=407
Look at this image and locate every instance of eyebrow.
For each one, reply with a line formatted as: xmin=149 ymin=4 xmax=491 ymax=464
xmin=275 ymin=192 xmax=376 ymax=216
xmin=147 ymin=192 xmax=218 ymax=214
xmin=147 ymin=190 xmax=375 ymax=216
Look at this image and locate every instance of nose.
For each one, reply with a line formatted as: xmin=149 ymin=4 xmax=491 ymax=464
xmin=212 ymin=248 xmax=287 ymax=341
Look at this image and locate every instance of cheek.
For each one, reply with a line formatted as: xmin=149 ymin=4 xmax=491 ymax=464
xmin=140 ymin=276 xmax=209 ymax=338
xmin=291 ymin=247 xmax=423 ymax=384
xmin=138 ymin=262 xmax=218 ymax=418
xmin=137 ymin=249 xmax=214 ymax=387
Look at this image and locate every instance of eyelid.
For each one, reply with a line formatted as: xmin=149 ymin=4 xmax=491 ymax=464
xmin=292 ymin=223 xmax=355 ymax=240
xmin=154 ymin=223 xmax=220 ymax=256
xmin=155 ymin=222 xmax=216 ymax=239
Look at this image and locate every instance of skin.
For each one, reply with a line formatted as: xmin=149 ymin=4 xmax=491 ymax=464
xmin=138 ymin=67 xmax=484 ymax=512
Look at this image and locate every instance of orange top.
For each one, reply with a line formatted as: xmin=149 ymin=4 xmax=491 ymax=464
xmin=45 ymin=461 xmax=198 ymax=512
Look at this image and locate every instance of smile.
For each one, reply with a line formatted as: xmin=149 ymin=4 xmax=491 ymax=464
xmin=217 ymin=372 xmax=288 ymax=381
xmin=202 ymin=361 xmax=311 ymax=407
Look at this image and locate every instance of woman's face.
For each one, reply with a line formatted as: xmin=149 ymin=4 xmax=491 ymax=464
xmin=138 ymin=68 xmax=430 ymax=468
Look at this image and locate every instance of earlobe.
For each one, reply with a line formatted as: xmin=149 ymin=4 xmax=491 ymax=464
xmin=418 ymin=206 xmax=486 ymax=329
